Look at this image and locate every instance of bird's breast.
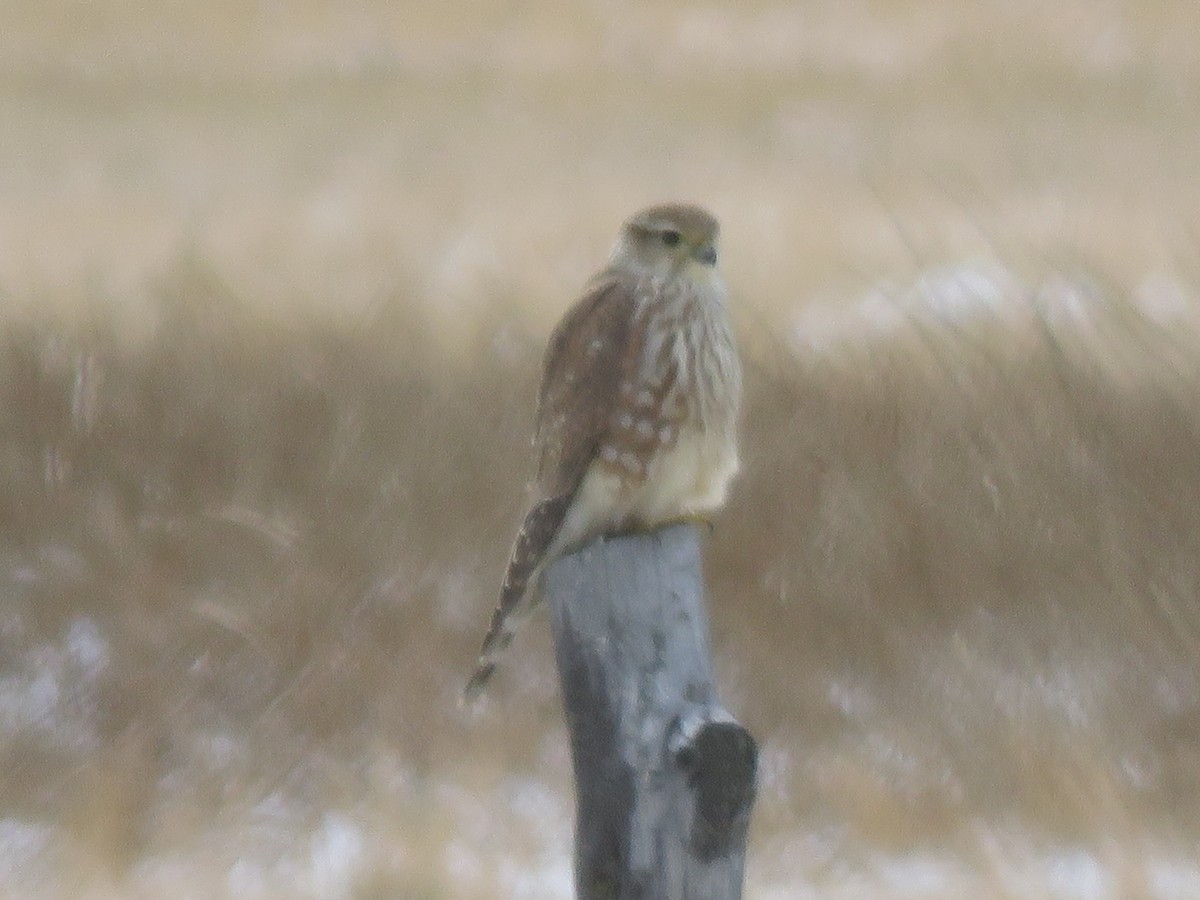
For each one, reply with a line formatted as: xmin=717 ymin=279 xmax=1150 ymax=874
xmin=622 ymin=279 xmax=742 ymax=524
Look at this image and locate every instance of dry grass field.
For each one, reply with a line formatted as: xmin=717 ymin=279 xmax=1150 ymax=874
xmin=2 ymin=1 xmax=1200 ymax=897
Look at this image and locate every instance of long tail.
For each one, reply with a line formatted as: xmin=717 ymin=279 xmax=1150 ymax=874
xmin=462 ymin=493 xmax=573 ymax=702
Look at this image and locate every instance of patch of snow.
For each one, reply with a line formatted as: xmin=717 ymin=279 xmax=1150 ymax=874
xmin=498 ymin=852 xmax=573 ymax=900
xmin=0 ymin=667 xmax=60 ymax=733
xmin=0 ymin=616 xmax=110 ymax=750
xmin=914 ymin=264 xmax=1014 ymax=323
xmin=1043 ymin=848 xmax=1111 ymax=899
xmin=504 ymin=776 xmax=567 ymax=843
xmin=792 ymin=263 xmax=1022 ymax=355
xmin=1037 ymin=275 xmax=1097 ymax=327
xmin=877 ymin=854 xmax=966 ymax=896
xmin=308 ymin=813 xmax=365 ymax=900
xmin=64 ymin=617 xmax=109 ymax=676
xmin=793 ymin=263 xmax=1200 ymax=363
xmin=442 ymin=838 xmax=483 ymax=885
xmin=1136 ymin=273 xmax=1195 ymax=326
xmin=0 ymin=819 xmax=53 ymax=889
xmin=1149 ymin=857 xmax=1200 ymax=897
xmin=226 ymin=856 xmax=271 ymax=898
xmin=251 ymin=791 xmax=297 ymax=828
xmin=197 ymin=731 xmax=243 ymax=771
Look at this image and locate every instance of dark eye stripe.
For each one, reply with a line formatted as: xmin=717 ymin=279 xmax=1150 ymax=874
xmin=661 ymin=230 xmax=681 ymax=247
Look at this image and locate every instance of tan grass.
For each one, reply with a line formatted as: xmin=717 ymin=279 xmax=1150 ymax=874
xmin=2 ymin=0 xmax=1200 ymax=896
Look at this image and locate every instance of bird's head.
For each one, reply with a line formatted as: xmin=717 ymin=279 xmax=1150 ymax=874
xmin=610 ymin=203 xmax=721 ymax=280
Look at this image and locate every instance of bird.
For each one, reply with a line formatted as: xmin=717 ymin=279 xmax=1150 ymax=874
xmin=463 ymin=203 xmax=742 ymax=701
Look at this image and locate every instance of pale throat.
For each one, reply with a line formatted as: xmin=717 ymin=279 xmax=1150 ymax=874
xmin=678 ymin=259 xmax=724 ymax=291
xmin=636 ymin=256 xmax=724 ymax=293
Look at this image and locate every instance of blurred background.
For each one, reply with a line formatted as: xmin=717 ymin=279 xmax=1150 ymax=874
xmin=2 ymin=0 xmax=1200 ymax=897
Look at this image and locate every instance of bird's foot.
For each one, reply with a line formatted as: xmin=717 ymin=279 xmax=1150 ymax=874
xmin=667 ymin=513 xmax=716 ymax=534
xmin=619 ymin=513 xmax=715 ymax=536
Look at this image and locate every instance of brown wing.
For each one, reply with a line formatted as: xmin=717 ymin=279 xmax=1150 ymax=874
xmin=461 ymin=274 xmax=642 ymax=703
xmin=533 ymin=273 xmax=642 ymax=498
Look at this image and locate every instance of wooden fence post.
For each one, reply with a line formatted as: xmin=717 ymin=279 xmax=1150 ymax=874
xmin=543 ymin=523 xmax=758 ymax=899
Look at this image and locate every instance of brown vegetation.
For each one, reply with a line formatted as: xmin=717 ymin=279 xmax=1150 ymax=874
xmin=2 ymin=0 xmax=1199 ymax=895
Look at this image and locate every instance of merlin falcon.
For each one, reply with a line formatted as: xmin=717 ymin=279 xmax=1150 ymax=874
xmin=463 ymin=203 xmax=742 ymax=700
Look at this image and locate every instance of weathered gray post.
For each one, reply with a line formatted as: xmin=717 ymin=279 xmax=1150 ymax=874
xmin=543 ymin=523 xmax=758 ymax=899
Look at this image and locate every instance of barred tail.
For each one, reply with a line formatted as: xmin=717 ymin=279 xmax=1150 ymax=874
xmin=462 ymin=493 xmax=573 ymax=703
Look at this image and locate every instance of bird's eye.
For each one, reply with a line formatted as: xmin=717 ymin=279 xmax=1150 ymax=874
xmin=661 ymin=230 xmax=681 ymax=247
